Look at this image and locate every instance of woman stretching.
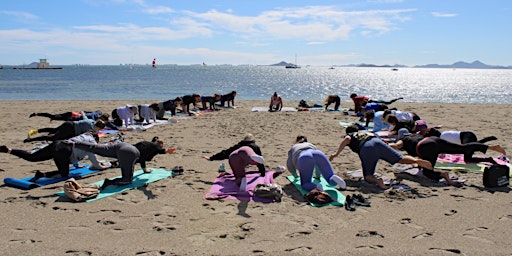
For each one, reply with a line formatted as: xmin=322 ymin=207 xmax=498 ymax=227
xmin=389 ymin=128 xmax=507 ymax=186
xmin=287 ymin=135 xmax=346 ymax=191
xmin=70 ymin=136 xmax=176 ymax=189
xmin=329 ymin=124 xmax=432 ymax=190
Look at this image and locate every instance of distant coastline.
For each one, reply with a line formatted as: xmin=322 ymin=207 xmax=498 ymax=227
xmin=1 ymin=60 xmax=510 ymax=70
xmin=271 ymin=60 xmax=512 ymax=69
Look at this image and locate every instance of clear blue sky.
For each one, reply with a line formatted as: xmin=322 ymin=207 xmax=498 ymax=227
xmin=1 ymin=0 xmax=510 ymax=66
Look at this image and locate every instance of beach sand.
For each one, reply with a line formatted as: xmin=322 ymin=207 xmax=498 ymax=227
xmin=0 ymin=100 xmax=511 ymax=256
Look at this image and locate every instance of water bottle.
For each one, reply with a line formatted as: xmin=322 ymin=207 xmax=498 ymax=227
xmin=274 ymin=166 xmax=286 ymax=172
xmin=218 ymin=163 xmax=226 ymax=173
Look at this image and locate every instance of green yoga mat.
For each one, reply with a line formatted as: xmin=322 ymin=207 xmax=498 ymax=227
xmin=56 ymin=168 xmax=173 ymax=202
xmin=434 ymin=162 xmax=486 ymax=173
xmin=286 ymin=175 xmax=345 ymax=207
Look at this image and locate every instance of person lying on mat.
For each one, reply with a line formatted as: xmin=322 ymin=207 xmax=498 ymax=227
xmin=24 ymin=116 xmax=106 ymax=143
xmin=67 ymin=136 xmax=176 ymax=190
xmin=269 ymin=92 xmax=283 ymax=112
xmin=287 ymin=134 xmax=346 ymax=191
xmin=329 ymin=124 xmax=433 ymax=190
xmin=350 ymin=93 xmax=403 ymax=116
xmin=0 ymin=133 xmax=109 ymax=182
xmin=413 ymin=123 xmax=498 ymax=145
xmin=29 ymin=110 xmax=103 ymax=122
xmin=201 ymin=133 xmax=266 ymax=191
xmin=388 ymin=128 xmax=507 ymax=187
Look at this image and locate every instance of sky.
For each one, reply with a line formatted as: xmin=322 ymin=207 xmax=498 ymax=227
xmin=1 ymin=0 xmax=511 ymax=66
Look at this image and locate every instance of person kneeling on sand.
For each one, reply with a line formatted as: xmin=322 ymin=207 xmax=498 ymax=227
xmin=202 ymin=133 xmax=266 ymax=191
xmin=287 ymin=135 xmax=346 ymax=191
xmin=329 ymin=124 xmax=432 ymax=190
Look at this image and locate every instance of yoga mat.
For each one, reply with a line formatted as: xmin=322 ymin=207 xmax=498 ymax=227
xmin=4 ymin=164 xmax=100 ymax=190
xmin=56 ymin=168 xmax=173 ymax=202
xmin=205 ymin=170 xmax=282 ymax=203
xmin=251 ymin=107 xmax=298 ymax=112
xmin=286 ymin=175 xmax=345 ymax=207
xmin=339 ymin=121 xmax=374 ymax=129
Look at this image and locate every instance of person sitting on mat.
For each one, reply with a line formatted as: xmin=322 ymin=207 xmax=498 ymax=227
xmin=388 ymin=128 xmax=507 ymax=187
xmin=201 ymin=133 xmax=266 ymax=191
xmin=29 ymin=110 xmax=103 ymax=122
xmin=67 ymin=136 xmax=176 ymax=190
xmin=0 ymin=133 xmax=109 ymax=182
xmin=329 ymin=124 xmax=433 ymax=190
xmin=24 ymin=115 xmax=106 ymax=143
xmin=269 ymin=92 xmax=283 ymax=112
xmin=324 ymin=95 xmax=341 ymax=111
xmin=287 ymin=134 xmax=346 ymax=191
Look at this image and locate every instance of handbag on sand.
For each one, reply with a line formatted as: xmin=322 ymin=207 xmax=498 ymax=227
xmin=483 ymin=164 xmax=510 ymax=187
xmin=253 ymin=183 xmax=283 ymax=202
xmin=63 ymin=178 xmax=100 ymax=202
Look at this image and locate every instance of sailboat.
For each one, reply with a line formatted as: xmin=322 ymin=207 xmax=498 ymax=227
xmin=285 ymin=55 xmax=300 ymax=69
xmin=152 ymin=58 xmax=156 ymax=68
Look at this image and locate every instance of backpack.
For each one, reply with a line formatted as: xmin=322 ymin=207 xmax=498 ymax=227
xmin=253 ymin=183 xmax=283 ymax=202
xmin=305 ymin=188 xmax=334 ymax=204
xmin=63 ymin=178 xmax=100 ymax=202
xmin=483 ymin=164 xmax=510 ymax=187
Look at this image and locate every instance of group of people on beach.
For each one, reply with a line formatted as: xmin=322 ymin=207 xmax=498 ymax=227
xmin=0 ymin=91 xmax=509 ymax=200
xmin=0 ymin=90 xmax=239 ymax=190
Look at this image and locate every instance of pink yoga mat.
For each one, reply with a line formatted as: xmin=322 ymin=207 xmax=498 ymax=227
xmin=205 ymin=170 xmax=283 ymax=203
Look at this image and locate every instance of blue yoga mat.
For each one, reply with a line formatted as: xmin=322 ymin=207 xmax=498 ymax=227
xmin=287 ymin=175 xmax=345 ymax=207
xmin=55 ymin=168 xmax=173 ymax=202
xmin=3 ymin=164 xmax=100 ymax=190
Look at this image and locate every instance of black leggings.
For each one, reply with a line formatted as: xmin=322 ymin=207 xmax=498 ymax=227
xmin=10 ymin=141 xmax=73 ymax=177
xmin=417 ymin=137 xmax=489 ymax=180
xmin=30 ymin=122 xmax=76 ymax=142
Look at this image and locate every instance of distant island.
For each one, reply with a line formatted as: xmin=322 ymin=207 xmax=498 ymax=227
xmin=271 ymin=60 xmax=512 ymax=69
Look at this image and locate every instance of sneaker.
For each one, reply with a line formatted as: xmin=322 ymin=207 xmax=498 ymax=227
xmin=0 ymin=145 xmax=8 ymax=153
xmin=250 ymin=155 xmax=265 ymax=164
xmin=28 ymin=129 xmax=38 ymax=137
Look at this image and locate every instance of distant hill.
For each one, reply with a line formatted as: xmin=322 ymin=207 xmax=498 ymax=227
xmin=415 ymin=60 xmax=511 ymax=69
xmin=269 ymin=60 xmax=511 ymax=69
xmin=270 ymin=61 xmax=295 ymax=67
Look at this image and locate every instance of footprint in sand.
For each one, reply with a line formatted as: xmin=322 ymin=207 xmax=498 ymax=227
xmin=463 ymin=227 xmax=493 ymax=244
xmin=413 ymin=232 xmax=432 ymax=240
xmin=134 ymin=250 xmax=166 ymax=256
xmin=286 ymin=231 xmax=312 ymax=238
xmin=52 ymin=206 xmax=79 ymax=212
xmin=399 ymin=218 xmax=424 ymax=229
xmin=64 ymin=250 xmax=92 ymax=255
xmin=444 ymin=209 xmax=457 ymax=216
xmin=356 ymin=230 xmax=384 ymax=238
xmin=284 ymin=246 xmax=312 ymax=253
xmin=499 ymin=214 xmax=512 ymax=221
xmin=429 ymin=248 xmax=462 ymax=254
xmin=355 ymin=245 xmax=384 ymax=250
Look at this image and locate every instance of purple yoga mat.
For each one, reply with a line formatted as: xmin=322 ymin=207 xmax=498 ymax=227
xmin=205 ymin=170 xmax=282 ymax=203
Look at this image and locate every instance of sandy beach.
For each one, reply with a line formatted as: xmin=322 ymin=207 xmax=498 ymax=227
xmin=0 ymin=100 xmax=511 ymax=256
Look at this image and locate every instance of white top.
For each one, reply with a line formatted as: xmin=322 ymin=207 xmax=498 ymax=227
xmin=440 ymin=131 xmax=461 ymax=144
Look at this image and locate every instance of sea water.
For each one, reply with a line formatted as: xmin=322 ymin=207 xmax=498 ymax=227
xmin=0 ymin=65 xmax=510 ymax=104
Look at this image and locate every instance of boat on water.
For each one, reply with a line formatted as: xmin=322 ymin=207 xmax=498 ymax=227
xmin=391 ymin=68 xmax=399 ymax=71
xmin=285 ymin=55 xmax=301 ymax=69
xmin=152 ymin=58 xmax=156 ymax=68
xmin=11 ymin=59 xmax=62 ymax=70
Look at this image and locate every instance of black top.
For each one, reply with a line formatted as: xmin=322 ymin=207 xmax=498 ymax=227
xmin=134 ymin=141 xmax=166 ymax=169
xmin=347 ymin=132 xmax=375 ymax=153
xmin=209 ymin=140 xmax=265 ymax=174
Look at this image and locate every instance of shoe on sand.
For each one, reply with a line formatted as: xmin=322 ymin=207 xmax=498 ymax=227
xmin=250 ymin=155 xmax=265 ymax=164
xmin=28 ymin=129 xmax=38 ymax=137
